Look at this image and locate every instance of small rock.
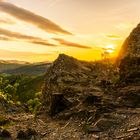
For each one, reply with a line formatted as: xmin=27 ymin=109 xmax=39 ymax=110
xmin=0 ymin=129 xmax=11 ymax=138
xmin=94 ymin=118 xmax=116 ymax=131
xmin=17 ymin=130 xmax=27 ymax=139
xmin=92 ymin=134 xmax=99 ymax=139
xmin=88 ymin=126 xmax=101 ymax=133
xmin=26 ymin=128 xmax=37 ymax=137
xmin=83 ymin=124 xmax=101 ymax=134
xmin=127 ymin=127 xmax=139 ymax=132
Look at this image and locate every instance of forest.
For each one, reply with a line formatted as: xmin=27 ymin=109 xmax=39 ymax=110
xmin=0 ymin=74 xmax=43 ymax=114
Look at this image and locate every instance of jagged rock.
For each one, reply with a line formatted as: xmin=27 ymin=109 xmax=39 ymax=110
xmin=117 ymin=85 xmax=140 ymax=107
xmin=119 ymin=56 xmax=140 ymax=83
xmin=42 ymin=54 xmax=115 ymax=117
xmin=118 ymin=24 xmax=140 ymax=83
xmin=116 ymin=24 xmax=140 ymax=107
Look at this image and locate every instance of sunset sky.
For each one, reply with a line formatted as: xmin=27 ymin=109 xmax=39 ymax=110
xmin=0 ymin=0 xmax=140 ymax=62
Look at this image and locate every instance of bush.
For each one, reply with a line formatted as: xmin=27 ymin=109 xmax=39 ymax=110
xmin=27 ymin=98 xmax=42 ymax=113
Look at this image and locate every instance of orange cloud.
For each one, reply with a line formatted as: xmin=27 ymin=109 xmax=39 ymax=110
xmin=0 ymin=49 xmax=53 ymax=62
xmin=0 ymin=28 xmax=56 ymax=46
xmin=0 ymin=36 xmax=11 ymax=41
xmin=106 ymin=34 xmax=121 ymax=39
xmin=53 ymin=38 xmax=92 ymax=49
xmin=0 ymin=18 xmax=15 ymax=24
xmin=0 ymin=1 xmax=72 ymax=35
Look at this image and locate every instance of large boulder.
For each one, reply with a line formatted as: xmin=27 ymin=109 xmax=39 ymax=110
xmin=118 ymin=24 xmax=140 ymax=83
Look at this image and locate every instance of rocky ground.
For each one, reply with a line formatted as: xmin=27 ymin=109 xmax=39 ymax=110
xmin=1 ymin=104 xmax=140 ymax=140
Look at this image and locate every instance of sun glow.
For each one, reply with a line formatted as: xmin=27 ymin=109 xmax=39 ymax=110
xmin=104 ymin=44 xmax=116 ymax=54
xmin=105 ymin=44 xmax=115 ymax=50
xmin=106 ymin=49 xmax=114 ymax=53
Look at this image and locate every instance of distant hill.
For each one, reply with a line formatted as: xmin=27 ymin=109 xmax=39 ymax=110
xmin=0 ymin=60 xmax=28 ymax=73
xmin=1 ymin=62 xmax=51 ymax=76
xmin=0 ymin=60 xmax=30 ymax=64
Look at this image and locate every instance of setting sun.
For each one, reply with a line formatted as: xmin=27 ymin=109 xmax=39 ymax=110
xmin=105 ymin=44 xmax=115 ymax=50
xmin=105 ymin=44 xmax=116 ymax=53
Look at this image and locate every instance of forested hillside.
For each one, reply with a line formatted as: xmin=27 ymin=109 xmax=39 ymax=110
xmin=0 ymin=74 xmax=43 ymax=113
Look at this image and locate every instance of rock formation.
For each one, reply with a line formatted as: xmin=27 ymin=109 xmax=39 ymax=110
xmin=118 ymin=24 xmax=140 ymax=83
xmin=42 ymin=54 xmax=116 ymax=117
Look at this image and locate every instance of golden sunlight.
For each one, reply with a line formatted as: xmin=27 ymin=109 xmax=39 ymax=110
xmin=104 ymin=44 xmax=116 ymax=53
xmin=105 ymin=44 xmax=115 ymax=50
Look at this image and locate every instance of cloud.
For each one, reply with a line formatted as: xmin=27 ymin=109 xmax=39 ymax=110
xmin=0 ymin=18 xmax=15 ymax=24
xmin=105 ymin=34 xmax=121 ymax=40
xmin=0 ymin=36 xmax=11 ymax=41
xmin=0 ymin=1 xmax=72 ymax=35
xmin=0 ymin=28 xmax=57 ymax=46
xmin=0 ymin=49 xmax=52 ymax=56
xmin=30 ymin=40 xmax=57 ymax=46
xmin=0 ymin=49 xmax=53 ymax=62
xmin=115 ymin=23 xmax=134 ymax=30
xmin=53 ymin=38 xmax=92 ymax=49
xmin=106 ymin=34 xmax=120 ymax=39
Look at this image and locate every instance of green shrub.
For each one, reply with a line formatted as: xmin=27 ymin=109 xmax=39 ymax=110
xmin=27 ymin=98 xmax=42 ymax=113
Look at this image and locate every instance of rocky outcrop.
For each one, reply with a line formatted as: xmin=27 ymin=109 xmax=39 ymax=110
xmin=114 ymin=24 xmax=140 ymax=108
xmin=42 ymin=54 xmax=116 ymax=117
xmin=41 ymin=52 xmax=140 ymax=139
xmin=118 ymin=24 xmax=140 ymax=83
